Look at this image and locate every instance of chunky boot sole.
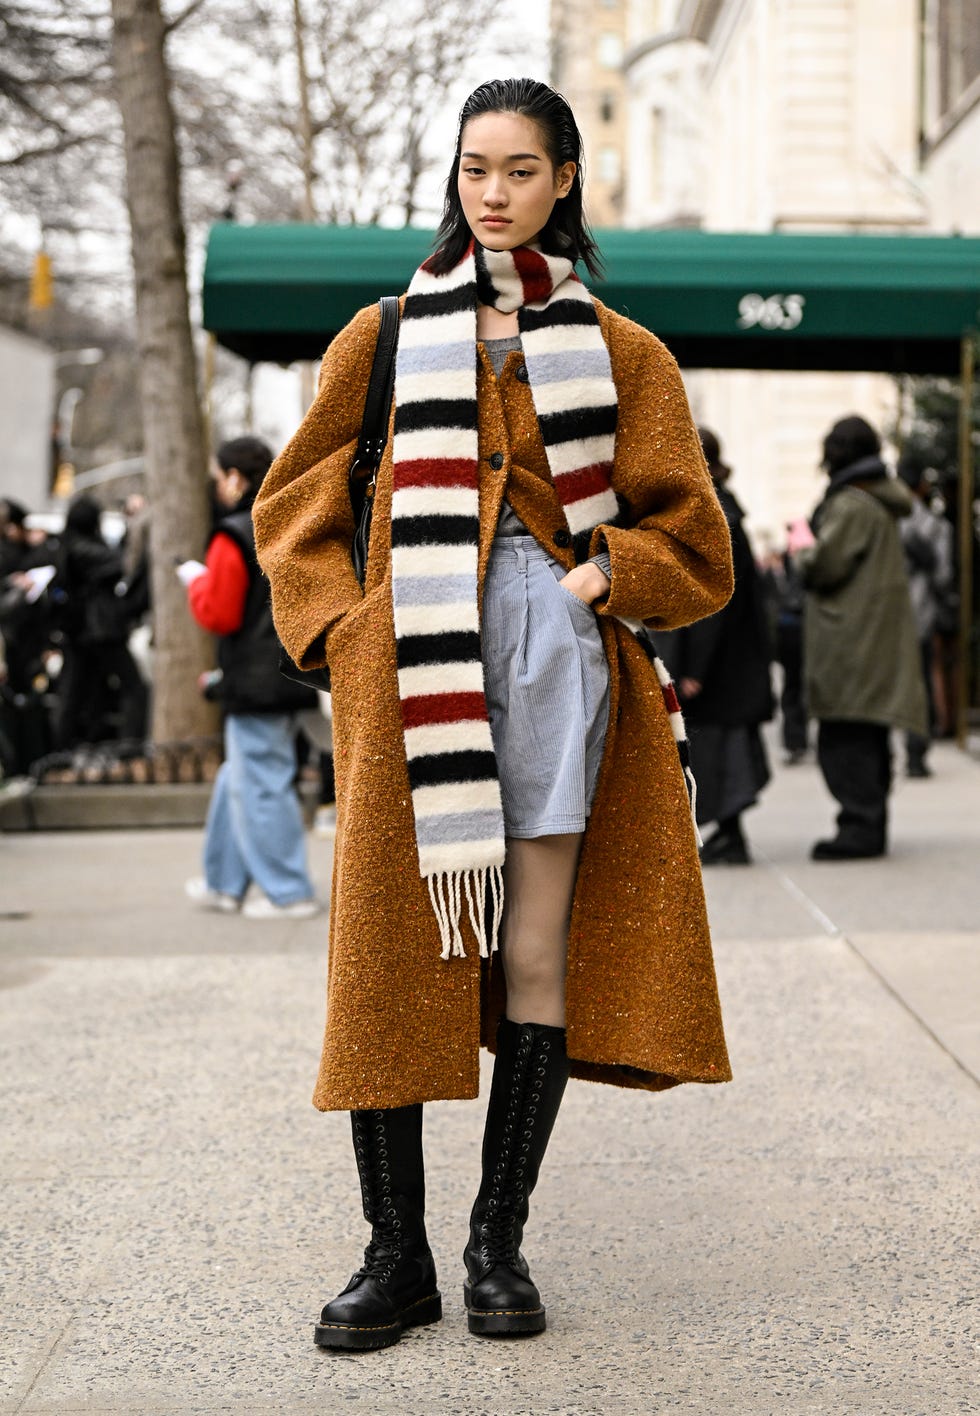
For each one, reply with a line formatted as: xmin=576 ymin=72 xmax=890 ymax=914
xmin=463 ymin=1282 xmax=546 ymax=1337
xmin=314 ymin=1290 xmax=442 ymax=1350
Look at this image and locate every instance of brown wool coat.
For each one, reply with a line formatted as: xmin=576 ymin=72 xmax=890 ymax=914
xmin=254 ymin=297 xmax=735 ymax=1111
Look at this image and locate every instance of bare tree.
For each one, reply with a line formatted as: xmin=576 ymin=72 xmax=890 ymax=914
xmin=177 ymin=0 xmax=524 ymax=228
xmin=109 ymin=0 xmax=213 ymax=741
xmin=0 ymin=1 xmax=110 ymax=163
xmin=2 ymin=0 xmax=536 ymax=746
xmin=305 ymin=0 xmax=522 ymax=225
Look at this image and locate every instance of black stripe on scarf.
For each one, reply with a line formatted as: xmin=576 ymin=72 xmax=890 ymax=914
xmin=404 ymin=284 xmax=479 ymax=319
xmin=538 ymin=405 xmax=619 ymax=445
xmin=395 ymin=398 xmax=478 ymax=433
xmin=391 ymin=515 xmax=478 ymax=548
xmin=408 ymin=750 xmax=499 ymax=789
xmin=519 ymin=299 xmax=599 ymax=332
xmin=396 ymin=630 xmax=483 ymax=669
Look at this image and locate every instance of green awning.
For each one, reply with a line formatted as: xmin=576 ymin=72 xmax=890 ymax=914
xmin=202 ymin=223 xmax=980 ymax=373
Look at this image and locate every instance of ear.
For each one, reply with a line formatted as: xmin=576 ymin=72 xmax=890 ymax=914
xmin=555 ymin=161 xmax=576 ymax=198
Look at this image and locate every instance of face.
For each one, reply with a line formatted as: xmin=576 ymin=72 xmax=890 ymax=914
xmin=457 ymin=111 xmax=576 ymax=253
xmin=211 ymin=462 xmax=245 ymax=508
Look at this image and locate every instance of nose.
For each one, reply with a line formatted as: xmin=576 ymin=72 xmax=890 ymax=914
xmin=483 ymin=175 xmax=507 ymax=208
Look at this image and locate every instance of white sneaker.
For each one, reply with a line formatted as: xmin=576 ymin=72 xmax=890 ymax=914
xmin=241 ymin=895 xmax=320 ymax=921
xmin=185 ymin=877 xmax=240 ymax=913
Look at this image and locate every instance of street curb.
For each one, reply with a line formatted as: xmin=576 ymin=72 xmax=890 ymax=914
xmin=0 ymin=779 xmax=322 ymax=832
xmin=0 ymin=782 xmax=213 ymax=831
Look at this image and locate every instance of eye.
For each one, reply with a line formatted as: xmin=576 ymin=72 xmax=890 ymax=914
xmin=511 ymin=168 xmax=533 ymax=179
xmin=462 ymin=164 xmax=485 ymax=177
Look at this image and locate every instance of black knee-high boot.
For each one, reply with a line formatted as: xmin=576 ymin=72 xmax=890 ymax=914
xmin=314 ymin=1105 xmax=442 ymax=1350
xmin=464 ymin=1018 xmax=570 ymax=1336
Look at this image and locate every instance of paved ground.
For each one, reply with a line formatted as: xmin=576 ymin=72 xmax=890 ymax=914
xmin=1 ymin=738 xmax=977 ymax=1415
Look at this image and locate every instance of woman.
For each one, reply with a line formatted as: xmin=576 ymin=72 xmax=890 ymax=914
xmin=255 ymin=78 xmax=734 ymax=1349
xmin=182 ymin=436 xmax=319 ymax=918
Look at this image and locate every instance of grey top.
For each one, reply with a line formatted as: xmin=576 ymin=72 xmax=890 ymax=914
xmin=483 ymin=335 xmax=613 ymax=583
xmin=483 ymin=334 xmax=523 ymax=377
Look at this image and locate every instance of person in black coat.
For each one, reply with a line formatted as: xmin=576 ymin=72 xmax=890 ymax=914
xmin=0 ymin=500 xmax=60 ymax=773
xmin=658 ymin=428 xmax=773 ymax=864
xmin=52 ymin=494 xmax=148 ymax=749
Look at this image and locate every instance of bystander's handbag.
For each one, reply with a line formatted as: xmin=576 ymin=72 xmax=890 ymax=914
xmin=278 ymin=295 xmax=400 ymax=692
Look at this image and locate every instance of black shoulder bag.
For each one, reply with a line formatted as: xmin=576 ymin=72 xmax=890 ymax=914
xmin=278 ymin=294 xmax=400 ymax=692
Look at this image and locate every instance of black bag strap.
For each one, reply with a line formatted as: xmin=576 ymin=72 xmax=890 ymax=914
xmin=277 ymin=296 xmax=400 ymax=695
xmin=350 ymin=295 xmax=400 ymax=482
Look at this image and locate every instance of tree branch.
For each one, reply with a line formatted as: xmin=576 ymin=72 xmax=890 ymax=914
xmin=163 ymin=0 xmax=208 ymax=35
xmin=0 ymin=131 xmax=101 ymax=168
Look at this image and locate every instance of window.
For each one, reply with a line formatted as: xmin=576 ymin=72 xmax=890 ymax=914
xmin=649 ymin=107 xmax=663 ymax=204
xmin=598 ymin=32 xmax=623 ymax=69
xmin=597 ymin=146 xmax=621 ymax=184
xmin=937 ymin=0 xmax=980 ymax=117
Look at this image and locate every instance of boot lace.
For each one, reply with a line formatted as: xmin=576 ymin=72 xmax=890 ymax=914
xmin=353 ymin=1112 xmax=404 ymax=1283
xmin=477 ymin=1033 xmax=550 ymax=1268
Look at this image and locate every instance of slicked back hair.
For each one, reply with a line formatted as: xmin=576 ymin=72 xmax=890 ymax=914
xmin=430 ymin=77 xmax=602 ymax=279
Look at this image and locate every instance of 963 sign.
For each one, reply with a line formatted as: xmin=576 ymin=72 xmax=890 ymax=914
xmin=737 ymin=292 xmax=806 ymax=331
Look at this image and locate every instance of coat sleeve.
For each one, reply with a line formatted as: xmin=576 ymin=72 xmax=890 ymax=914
xmin=187 ymin=532 xmax=249 ymax=636
xmin=589 ymin=310 xmax=734 ymax=631
xmin=678 ymin=608 xmax=726 ymax=686
xmin=253 ymin=303 xmax=381 ymax=671
xmin=796 ymin=492 xmax=870 ymax=593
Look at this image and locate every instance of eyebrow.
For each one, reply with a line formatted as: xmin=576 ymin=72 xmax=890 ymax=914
xmin=460 ymin=151 xmax=544 ymax=161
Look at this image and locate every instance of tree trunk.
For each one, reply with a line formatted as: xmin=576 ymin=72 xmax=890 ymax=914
xmin=110 ymin=0 xmax=214 ymax=742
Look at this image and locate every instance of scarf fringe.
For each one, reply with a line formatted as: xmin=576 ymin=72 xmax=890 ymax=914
xmin=428 ymin=866 xmax=504 ymax=961
xmin=685 ymin=767 xmax=703 ymax=847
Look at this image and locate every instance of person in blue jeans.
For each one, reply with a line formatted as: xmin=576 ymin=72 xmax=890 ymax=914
xmin=181 ymin=436 xmax=319 ymax=919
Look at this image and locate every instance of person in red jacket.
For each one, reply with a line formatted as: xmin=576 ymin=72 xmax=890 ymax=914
xmin=182 ymin=436 xmax=318 ymax=919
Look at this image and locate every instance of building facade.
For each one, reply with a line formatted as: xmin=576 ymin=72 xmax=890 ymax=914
xmin=0 ymin=325 xmax=56 ymax=510
xmin=551 ymin=0 xmax=632 ymax=224
xmin=551 ymin=0 xmax=980 ymax=545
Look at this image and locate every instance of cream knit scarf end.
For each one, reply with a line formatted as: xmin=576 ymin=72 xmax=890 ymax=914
xmin=392 ymin=241 xmax=620 ymax=959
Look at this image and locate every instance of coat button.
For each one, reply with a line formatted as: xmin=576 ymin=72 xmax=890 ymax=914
xmin=489 ymin=452 xmax=505 ymax=470
xmin=553 ymin=528 xmax=571 ymax=548
xmin=515 ymin=364 xmax=529 ymax=382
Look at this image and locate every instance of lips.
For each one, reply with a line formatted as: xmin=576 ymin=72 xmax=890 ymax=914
xmin=482 ymin=217 xmax=511 ymax=227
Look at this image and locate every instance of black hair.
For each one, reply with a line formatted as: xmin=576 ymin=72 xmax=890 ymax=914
xmin=697 ymin=426 xmax=731 ymax=484
xmin=896 ymin=449 xmax=927 ymax=491
xmin=430 ymin=77 xmax=602 ymax=278
xmin=216 ymin=436 xmax=274 ymax=496
xmin=697 ymin=426 xmax=721 ymax=467
xmin=64 ymin=493 xmax=103 ymax=539
xmin=1 ymin=498 xmax=28 ymax=528
xmin=821 ymin=415 xmax=881 ymax=475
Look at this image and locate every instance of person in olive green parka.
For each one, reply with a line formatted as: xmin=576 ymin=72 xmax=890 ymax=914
xmin=789 ymin=415 xmax=926 ymax=860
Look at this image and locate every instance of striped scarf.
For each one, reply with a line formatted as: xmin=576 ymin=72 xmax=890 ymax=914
xmin=392 ymin=242 xmax=620 ymax=959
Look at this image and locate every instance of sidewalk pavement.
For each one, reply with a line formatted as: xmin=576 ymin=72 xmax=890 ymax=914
xmin=1 ymin=738 xmax=977 ymax=1415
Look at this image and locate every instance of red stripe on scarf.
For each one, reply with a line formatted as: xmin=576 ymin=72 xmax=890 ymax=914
xmin=553 ymin=462 xmax=616 ymax=502
xmin=402 ymin=691 xmax=489 ymax=730
xmin=512 ymin=245 xmax=553 ymax=305
xmin=662 ymin=682 xmax=681 ymax=716
xmin=394 ymin=458 xmax=479 ymax=489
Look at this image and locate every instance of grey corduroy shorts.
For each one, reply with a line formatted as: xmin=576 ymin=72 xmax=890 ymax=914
xmin=481 ymin=535 xmax=610 ymax=839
